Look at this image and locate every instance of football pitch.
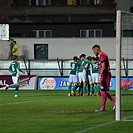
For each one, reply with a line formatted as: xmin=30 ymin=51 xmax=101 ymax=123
xmin=0 ymin=90 xmax=133 ymax=133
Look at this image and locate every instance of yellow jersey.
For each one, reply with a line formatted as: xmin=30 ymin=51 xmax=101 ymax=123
xmin=12 ymin=44 xmax=19 ymax=56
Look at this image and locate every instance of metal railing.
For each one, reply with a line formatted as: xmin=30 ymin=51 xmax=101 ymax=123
xmin=0 ymin=59 xmax=133 ymax=77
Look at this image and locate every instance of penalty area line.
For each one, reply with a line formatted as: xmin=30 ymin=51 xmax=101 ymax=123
xmin=0 ymin=101 xmax=33 ymax=106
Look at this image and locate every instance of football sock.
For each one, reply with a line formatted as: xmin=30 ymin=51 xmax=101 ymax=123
xmin=81 ymin=87 xmax=83 ymax=95
xmin=73 ymin=84 xmax=78 ymax=91
xmin=106 ymin=91 xmax=116 ymax=104
xmin=87 ymin=84 xmax=90 ymax=95
xmin=9 ymin=84 xmax=17 ymax=88
xmin=101 ymin=91 xmax=116 ymax=110
xmin=94 ymin=85 xmax=100 ymax=93
xmin=97 ymin=85 xmax=101 ymax=93
xmin=15 ymin=88 xmax=18 ymax=96
xmin=90 ymin=86 xmax=94 ymax=95
xmin=68 ymin=84 xmax=72 ymax=93
xmin=94 ymin=85 xmax=97 ymax=93
xmin=83 ymin=85 xmax=87 ymax=94
xmin=78 ymin=84 xmax=82 ymax=94
xmin=101 ymin=91 xmax=107 ymax=110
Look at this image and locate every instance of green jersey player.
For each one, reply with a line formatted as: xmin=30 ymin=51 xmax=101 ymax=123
xmin=86 ymin=56 xmax=93 ymax=96
xmin=78 ymin=54 xmax=91 ymax=96
xmin=68 ymin=56 xmax=79 ymax=96
xmin=91 ymin=57 xmax=101 ymax=96
xmin=5 ymin=56 xmax=25 ymax=97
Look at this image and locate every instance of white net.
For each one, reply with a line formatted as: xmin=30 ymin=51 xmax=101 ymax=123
xmin=116 ymin=11 xmax=133 ymax=121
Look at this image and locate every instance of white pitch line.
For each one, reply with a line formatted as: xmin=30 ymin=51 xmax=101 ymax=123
xmin=122 ymin=115 xmax=133 ymax=121
xmin=75 ymin=115 xmax=133 ymax=133
xmin=0 ymin=101 xmax=33 ymax=106
xmin=75 ymin=120 xmax=116 ymax=133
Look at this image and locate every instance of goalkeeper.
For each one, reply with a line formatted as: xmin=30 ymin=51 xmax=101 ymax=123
xmin=92 ymin=44 xmax=116 ymax=112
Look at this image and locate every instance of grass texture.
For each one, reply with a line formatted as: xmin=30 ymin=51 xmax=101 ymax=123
xmin=0 ymin=90 xmax=133 ymax=133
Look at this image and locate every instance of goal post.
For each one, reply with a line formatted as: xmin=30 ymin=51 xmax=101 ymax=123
xmin=116 ymin=10 xmax=133 ymax=121
xmin=116 ymin=10 xmax=122 ymax=121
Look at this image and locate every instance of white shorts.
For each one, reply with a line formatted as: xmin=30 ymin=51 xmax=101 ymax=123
xmin=88 ymin=75 xmax=92 ymax=84
xmin=91 ymin=73 xmax=99 ymax=83
xmin=12 ymin=76 xmax=19 ymax=84
xmin=69 ymin=74 xmax=78 ymax=83
xmin=78 ymin=72 xmax=86 ymax=83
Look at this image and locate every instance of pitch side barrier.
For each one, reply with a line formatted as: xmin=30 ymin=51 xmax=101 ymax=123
xmin=0 ymin=59 xmax=133 ymax=90
xmin=37 ymin=76 xmax=133 ymax=90
xmin=0 ymin=75 xmax=133 ymax=90
xmin=0 ymin=58 xmax=133 ymax=77
xmin=0 ymin=75 xmax=36 ymax=90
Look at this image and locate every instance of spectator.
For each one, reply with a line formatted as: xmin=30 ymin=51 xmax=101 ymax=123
xmin=8 ymin=41 xmax=19 ymax=59
xmin=8 ymin=39 xmax=14 ymax=59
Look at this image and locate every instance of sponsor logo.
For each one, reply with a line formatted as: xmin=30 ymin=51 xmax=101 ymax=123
xmin=60 ymin=81 xmax=69 ymax=87
xmin=19 ymin=77 xmax=31 ymax=87
xmin=40 ymin=78 xmax=56 ymax=90
xmin=121 ymin=79 xmax=133 ymax=90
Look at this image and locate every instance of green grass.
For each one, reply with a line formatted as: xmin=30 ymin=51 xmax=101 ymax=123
xmin=0 ymin=90 xmax=133 ymax=133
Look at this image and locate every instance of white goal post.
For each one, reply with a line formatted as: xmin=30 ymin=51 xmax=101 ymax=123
xmin=116 ymin=10 xmax=122 ymax=121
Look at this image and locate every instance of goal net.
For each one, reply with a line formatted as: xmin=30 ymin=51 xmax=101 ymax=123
xmin=116 ymin=10 xmax=133 ymax=121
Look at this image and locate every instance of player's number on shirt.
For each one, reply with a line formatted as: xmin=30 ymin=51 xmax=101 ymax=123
xmin=93 ymin=64 xmax=98 ymax=70
xmin=12 ymin=65 xmax=15 ymax=72
xmin=71 ymin=64 xmax=75 ymax=70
